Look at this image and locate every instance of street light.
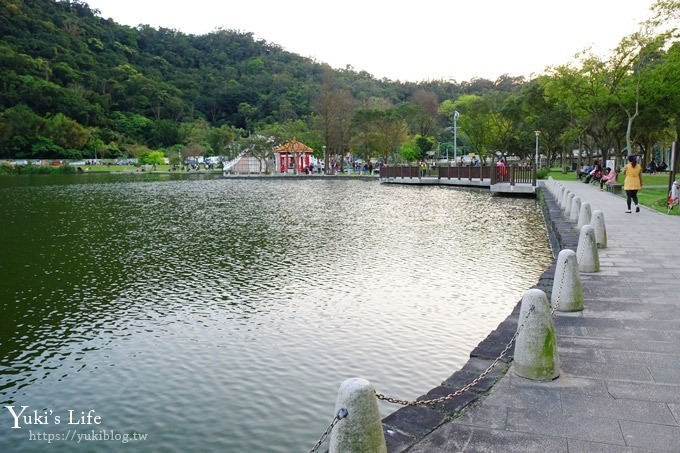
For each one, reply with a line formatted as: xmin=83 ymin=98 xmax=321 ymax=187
xmin=322 ymin=145 xmax=327 ymax=174
xmin=534 ymin=130 xmax=541 ymax=168
xmin=453 ymin=111 xmax=459 ymax=167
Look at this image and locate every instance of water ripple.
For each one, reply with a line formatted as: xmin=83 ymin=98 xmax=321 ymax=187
xmin=0 ymin=177 xmax=552 ymax=452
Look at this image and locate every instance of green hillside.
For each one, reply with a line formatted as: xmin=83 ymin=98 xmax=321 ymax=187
xmin=1 ymin=0 xmax=678 ymax=175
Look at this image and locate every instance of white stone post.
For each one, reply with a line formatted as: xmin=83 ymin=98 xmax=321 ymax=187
xmin=551 ymin=249 xmax=583 ymax=312
xmin=590 ymin=210 xmax=607 ymax=248
xmin=577 ymin=202 xmax=592 ymax=231
xmin=329 ymin=378 xmax=387 ymax=453
xmin=564 ymin=192 xmax=575 ymax=216
xmin=576 ymin=224 xmax=599 ymax=272
xmin=560 ymin=187 xmax=569 ymax=209
xmin=569 ymin=197 xmax=581 ymax=223
xmin=513 ymin=289 xmax=560 ymax=380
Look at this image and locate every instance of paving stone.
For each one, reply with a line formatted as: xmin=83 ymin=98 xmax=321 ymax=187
xmin=408 ymin=424 xmax=569 ymax=453
xmin=620 ymin=420 xmax=680 ymax=450
xmin=452 ymin=402 xmax=509 ymax=430
xmin=566 ymin=439 xmax=659 ymax=453
xmin=506 ymin=407 xmax=625 ymax=445
xmin=668 ymin=404 xmax=680 ymax=424
xmin=605 ymin=380 xmax=680 ymax=403
xmin=559 ymin=357 xmax=653 ymax=381
xmin=560 ymin=393 xmax=677 ymax=424
xmin=507 ymin=373 xmax=609 ymax=397
xmin=480 ymin=381 xmax=562 ymax=410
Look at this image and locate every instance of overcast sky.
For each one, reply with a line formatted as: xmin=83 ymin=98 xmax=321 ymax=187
xmin=84 ymin=0 xmax=656 ymax=83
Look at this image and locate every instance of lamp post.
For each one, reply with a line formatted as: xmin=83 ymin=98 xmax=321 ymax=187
xmin=322 ymin=145 xmax=327 ymax=174
xmin=534 ymin=130 xmax=540 ymax=168
xmin=453 ymin=111 xmax=459 ymax=167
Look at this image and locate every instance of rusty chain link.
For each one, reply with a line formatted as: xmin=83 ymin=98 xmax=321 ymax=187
xmin=309 ymin=407 xmax=348 ymax=453
xmin=550 ymin=256 xmax=570 ymax=315
xmin=376 ymin=252 xmax=571 ymax=407
xmin=375 ymin=305 xmax=536 ymax=406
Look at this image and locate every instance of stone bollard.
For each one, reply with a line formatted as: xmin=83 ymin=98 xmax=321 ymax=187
xmin=576 ymin=224 xmax=599 ymax=272
xmin=577 ymin=202 xmax=592 ymax=231
xmin=569 ymin=197 xmax=581 ymax=223
xmin=590 ymin=210 xmax=607 ymax=248
xmin=564 ymin=192 xmax=575 ymax=216
xmin=559 ymin=187 xmax=569 ymax=209
xmin=551 ymin=249 xmax=583 ymax=312
xmin=513 ymin=289 xmax=560 ymax=380
xmin=329 ymin=378 xmax=387 ymax=453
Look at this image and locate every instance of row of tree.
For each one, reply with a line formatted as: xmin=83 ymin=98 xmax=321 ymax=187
xmin=0 ymin=0 xmax=678 ymax=172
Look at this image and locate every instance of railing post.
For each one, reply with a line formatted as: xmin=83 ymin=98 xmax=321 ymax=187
xmin=564 ymin=192 xmax=575 ymax=217
xmin=576 ymin=224 xmax=599 ymax=272
xmin=560 ymin=188 xmax=571 ymax=210
xmin=513 ymin=289 xmax=560 ymax=380
xmin=590 ymin=210 xmax=607 ymax=248
xmin=558 ymin=186 xmax=567 ymax=209
xmin=329 ymin=378 xmax=387 ymax=453
xmin=551 ymin=249 xmax=583 ymax=312
xmin=569 ymin=197 xmax=581 ymax=223
xmin=577 ymin=202 xmax=592 ymax=231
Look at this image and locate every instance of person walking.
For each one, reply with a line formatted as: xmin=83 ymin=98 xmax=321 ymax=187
xmin=623 ymin=155 xmax=643 ymax=213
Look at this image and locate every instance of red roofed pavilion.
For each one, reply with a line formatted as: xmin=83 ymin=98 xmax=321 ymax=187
xmin=274 ymin=137 xmax=314 ymax=174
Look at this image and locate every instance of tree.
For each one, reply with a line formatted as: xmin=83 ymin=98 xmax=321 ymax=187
xmin=312 ymin=67 xmax=358 ymax=171
xmin=139 ymin=150 xmax=166 ymax=168
xmin=238 ymin=134 xmax=275 ymax=173
xmin=207 ymin=124 xmax=236 ymax=156
xmin=41 ymin=113 xmax=90 ymax=151
xmin=415 ymin=135 xmax=434 ymax=160
xmin=409 ymin=89 xmax=439 ymax=137
xmin=450 ymin=94 xmax=493 ymax=162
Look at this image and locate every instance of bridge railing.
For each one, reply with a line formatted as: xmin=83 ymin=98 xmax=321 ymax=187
xmin=490 ymin=166 xmax=537 ymax=186
xmin=379 ymin=165 xmax=536 ymax=186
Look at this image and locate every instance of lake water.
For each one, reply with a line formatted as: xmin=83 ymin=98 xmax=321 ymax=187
xmin=0 ymin=174 xmax=553 ymax=452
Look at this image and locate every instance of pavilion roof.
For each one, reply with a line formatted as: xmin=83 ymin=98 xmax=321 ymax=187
xmin=274 ymin=137 xmax=313 ymax=153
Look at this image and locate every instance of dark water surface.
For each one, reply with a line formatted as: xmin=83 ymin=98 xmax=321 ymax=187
xmin=0 ymin=174 xmax=553 ymax=452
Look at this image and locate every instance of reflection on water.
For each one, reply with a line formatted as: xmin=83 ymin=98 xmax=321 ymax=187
xmin=0 ymin=175 xmax=553 ymax=452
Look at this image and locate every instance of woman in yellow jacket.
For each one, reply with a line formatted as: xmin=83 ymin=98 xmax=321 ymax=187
xmin=623 ymin=154 xmax=643 ymax=213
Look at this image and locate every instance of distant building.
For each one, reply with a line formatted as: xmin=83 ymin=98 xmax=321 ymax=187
xmin=274 ymin=137 xmax=314 ymax=174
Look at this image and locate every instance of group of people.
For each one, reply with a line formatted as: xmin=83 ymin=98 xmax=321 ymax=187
xmin=577 ymin=161 xmax=617 ymax=190
xmin=577 ymin=156 xmax=644 ymax=213
xmin=645 ymin=159 xmax=668 ymax=173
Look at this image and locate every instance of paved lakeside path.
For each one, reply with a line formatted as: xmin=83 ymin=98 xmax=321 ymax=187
xmin=384 ymin=180 xmax=680 ymax=452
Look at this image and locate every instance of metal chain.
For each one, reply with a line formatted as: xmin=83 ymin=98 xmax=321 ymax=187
xmin=309 ymin=408 xmax=348 ymax=453
xmin=375 ymin=305 xmax=536 ymax=406
xmin=550 ymin=256 xmax=570 ymax=315
xmin=375 ymin=194 xmax=572 ymax=408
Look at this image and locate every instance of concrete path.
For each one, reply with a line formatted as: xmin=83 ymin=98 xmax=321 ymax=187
xmin=402 ymin=180 xmax=680 ymax=452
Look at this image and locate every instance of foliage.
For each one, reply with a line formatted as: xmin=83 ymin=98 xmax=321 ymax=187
xmin=0 ymin=0 xmax=678 ymax=173
xmin=0 ymin=0 xmax=522 ymax=162
xmin=139 ymin=150 xmax=166 ymax=166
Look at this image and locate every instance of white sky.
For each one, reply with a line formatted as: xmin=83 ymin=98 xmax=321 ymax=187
xmin=84 ymin=0 xmax=656 ymax=83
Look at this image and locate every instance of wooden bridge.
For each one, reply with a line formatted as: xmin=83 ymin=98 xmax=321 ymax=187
xmin=379 ymin=165 xmax=537 ymax=194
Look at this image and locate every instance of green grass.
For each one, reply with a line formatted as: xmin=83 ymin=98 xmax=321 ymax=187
xmin=546 ymin=168 xmax=679 ymax=216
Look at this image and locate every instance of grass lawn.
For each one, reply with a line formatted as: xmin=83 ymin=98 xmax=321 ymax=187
xmin=545 ymin=168 xmax=679 ymax=216
xmin=82 ymin=164 xmax=221 ymax=173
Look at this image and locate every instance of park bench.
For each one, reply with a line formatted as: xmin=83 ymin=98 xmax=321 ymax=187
xmin=606 ymin=183 xmax=623 ymax=194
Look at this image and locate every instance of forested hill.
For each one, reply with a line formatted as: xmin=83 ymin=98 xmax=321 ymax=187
xmin=0 ymin=0 xmax=522 ymax=159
